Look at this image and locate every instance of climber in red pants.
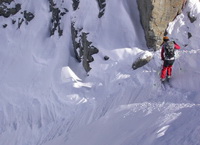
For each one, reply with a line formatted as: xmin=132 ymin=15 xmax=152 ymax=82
xmin=160 ymin=36 xmax=181 ymax=81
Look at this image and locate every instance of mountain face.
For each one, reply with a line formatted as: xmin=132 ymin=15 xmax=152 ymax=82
xmin=1 ymin=0 xmax=200 ymax=145
xmin=0 ymin=0 xmax=186 ymax=71
xmin=137 ymin=0 xmax=187 ymax=50
xmin=71 ymin=0 xmax=187 ymax=71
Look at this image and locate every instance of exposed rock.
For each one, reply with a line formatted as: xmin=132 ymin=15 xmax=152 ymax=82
xmin=72 ymin=0 xmax=80 ymax=11
xmin=2 ymin=24 xmax=7 ymax=28
xmin=71 ymin=23 xmax=99 ymax=72
xmin=187 ymin=12 xmax=197 ymax=23
xmin=137 ymin=0 xmax=186 ymax=50
xmin=132 ymin=51 xmax=153 ymax=70
xmin=82 ymin=33 xmax=99 ymax=72
xmin=49 ymin=0 xmax=67 ymax=36
xmin=0 ymin=0 xmax=13 ymax=4
xmin=12 ymin=19 xmax=16 ymax=24
xmin=0 ymin=1 xmax=34 ymax=29
xmin=24 ymin=10 xmax=34 ymax=22
xmin=0 ymin=3 xmax=21 ymax=18
xmin=104 ymin=56 xmax=109 ymax=61
xmin=188 ymin=32 xmax=192 ymax=39
xmin=96 ymin=0 xmax=106 ymax=18
xmin=71 ymin=22 xmax=82 ymax=62
xmin=16 ymin=11 xmax=34 ymax=28
xmin=17 ymin=18 xmax=24 ymax=28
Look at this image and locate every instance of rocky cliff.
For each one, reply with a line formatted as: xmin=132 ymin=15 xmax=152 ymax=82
xmin=71 ymin=0 xmax=103 ymax=72
xmin=137 ymin=0 xmax=186 ymax=50
xmin=0 ymin=0 xmax=188 ymax=72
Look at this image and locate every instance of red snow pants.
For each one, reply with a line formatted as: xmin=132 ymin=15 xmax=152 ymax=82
xmin=160 ymin=60 xmax=175 ymax=79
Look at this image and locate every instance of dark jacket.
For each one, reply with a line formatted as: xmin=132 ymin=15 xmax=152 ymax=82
xmin=161 ymin=42 xmax=181 ymax=60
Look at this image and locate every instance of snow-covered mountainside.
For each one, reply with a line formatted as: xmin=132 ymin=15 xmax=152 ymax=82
xmin=0 ymin=0 xmax=200 ymax=145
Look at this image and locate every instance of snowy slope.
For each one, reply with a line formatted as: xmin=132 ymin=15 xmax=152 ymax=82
xmin=0 ymin=0 xmax=76 ymax=144
xmin=0 ymin=0 xmax=200 ymax=145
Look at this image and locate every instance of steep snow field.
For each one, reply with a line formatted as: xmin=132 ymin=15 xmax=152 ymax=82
xmin=0 ymin=0 xmax=200 ymax=145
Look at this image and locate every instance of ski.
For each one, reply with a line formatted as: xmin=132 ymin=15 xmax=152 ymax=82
xmin=161 ymin=77 xmax=172 ymax=90
xmin=166 ymin=77 xmax=173 ymax=88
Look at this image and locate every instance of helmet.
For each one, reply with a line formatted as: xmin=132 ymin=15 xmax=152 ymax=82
xmin=163 ymin=36 xmax=169 ymax=41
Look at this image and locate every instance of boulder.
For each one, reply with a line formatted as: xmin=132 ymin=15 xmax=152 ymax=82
xmin=132 ymin=51 xmax=153 ymax=70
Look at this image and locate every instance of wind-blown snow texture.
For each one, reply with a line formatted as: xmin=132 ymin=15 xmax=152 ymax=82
xmin=0 ymin=0 xmax=200 ymax=145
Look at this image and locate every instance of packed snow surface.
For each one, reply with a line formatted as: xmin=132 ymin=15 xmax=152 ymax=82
xmin=0 ymin=0 xmax=200 ymax=145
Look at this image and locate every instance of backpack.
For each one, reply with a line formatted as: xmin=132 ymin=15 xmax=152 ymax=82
xmin=163 ymin=41 xmax=175 ymax=60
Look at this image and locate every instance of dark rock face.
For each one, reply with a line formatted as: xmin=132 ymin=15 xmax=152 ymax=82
xmin=137 ymin=0 xmax=186 ymax=50
xmin=72 ymin=0 xmax=80 ymax=11
xmin=17 ymin=10 xmax=35 ymax=28
xmin=0 ymin=1 xmax=34 ymax=28
xmin=0 ymin=2 xmax=21 ymax=18
xmin=71 ymin=23 xmax=99 ymax=72
xmin=71 ymin=23 xmax=82 ymax=62
xmin=188 ymin=32 xmax=192 ymax=39
xmin=104 ymin=56 xmax=109 ymax=61
xmin=49 ymin=0 xmax=68 ymax=36
xmin=96 ymin=0 xmax=106 ymax=18
xmin=24 ymin=11 xmax=34 ymax=22
xmin=81 ymin=33 xmax=99 ymax=72
xmin=70 ymin=0 xmax=107 ymax=72
xmin=17 ymin=11 xmax=35 ymax=28
xmin=2 ymin=23 xmax=7 ymax=28
xmin=0 ymin=0 xmax=13 ymax=5
xmin=187 ymin=12 xmax=197 ymax=23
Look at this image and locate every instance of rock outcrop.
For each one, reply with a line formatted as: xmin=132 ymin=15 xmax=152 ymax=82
xmin=0 ymin=0 xmax=34 ymax=29
xmin=137 ymin=0 xmax=186 ymax=50
xmin=96 ymin=0 xmax=106 ymax=18
xmin=71 ymin=0 xmax=105 ymax=72
xmin=49 ymin=0 xmax=68 ymax=36
xmin=0 ymin=0 xmax=13 ymax=5
xmin=17 ymin=10 xmax=34 ymax=28
xmin=0 ymin=0 xmax=21 ymax=18
xmin=71 ymin=23 xmax=99 ymax=72
xmin=72 ymin=0 xmax=80 ymax=11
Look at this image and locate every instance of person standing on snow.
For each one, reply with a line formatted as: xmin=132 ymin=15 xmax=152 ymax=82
xmin=160 ymin=36 xmax=181 ymax=81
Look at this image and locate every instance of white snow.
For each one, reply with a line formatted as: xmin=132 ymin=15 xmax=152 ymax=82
xmin=0 ymin=0 xmax=200 ymax=145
